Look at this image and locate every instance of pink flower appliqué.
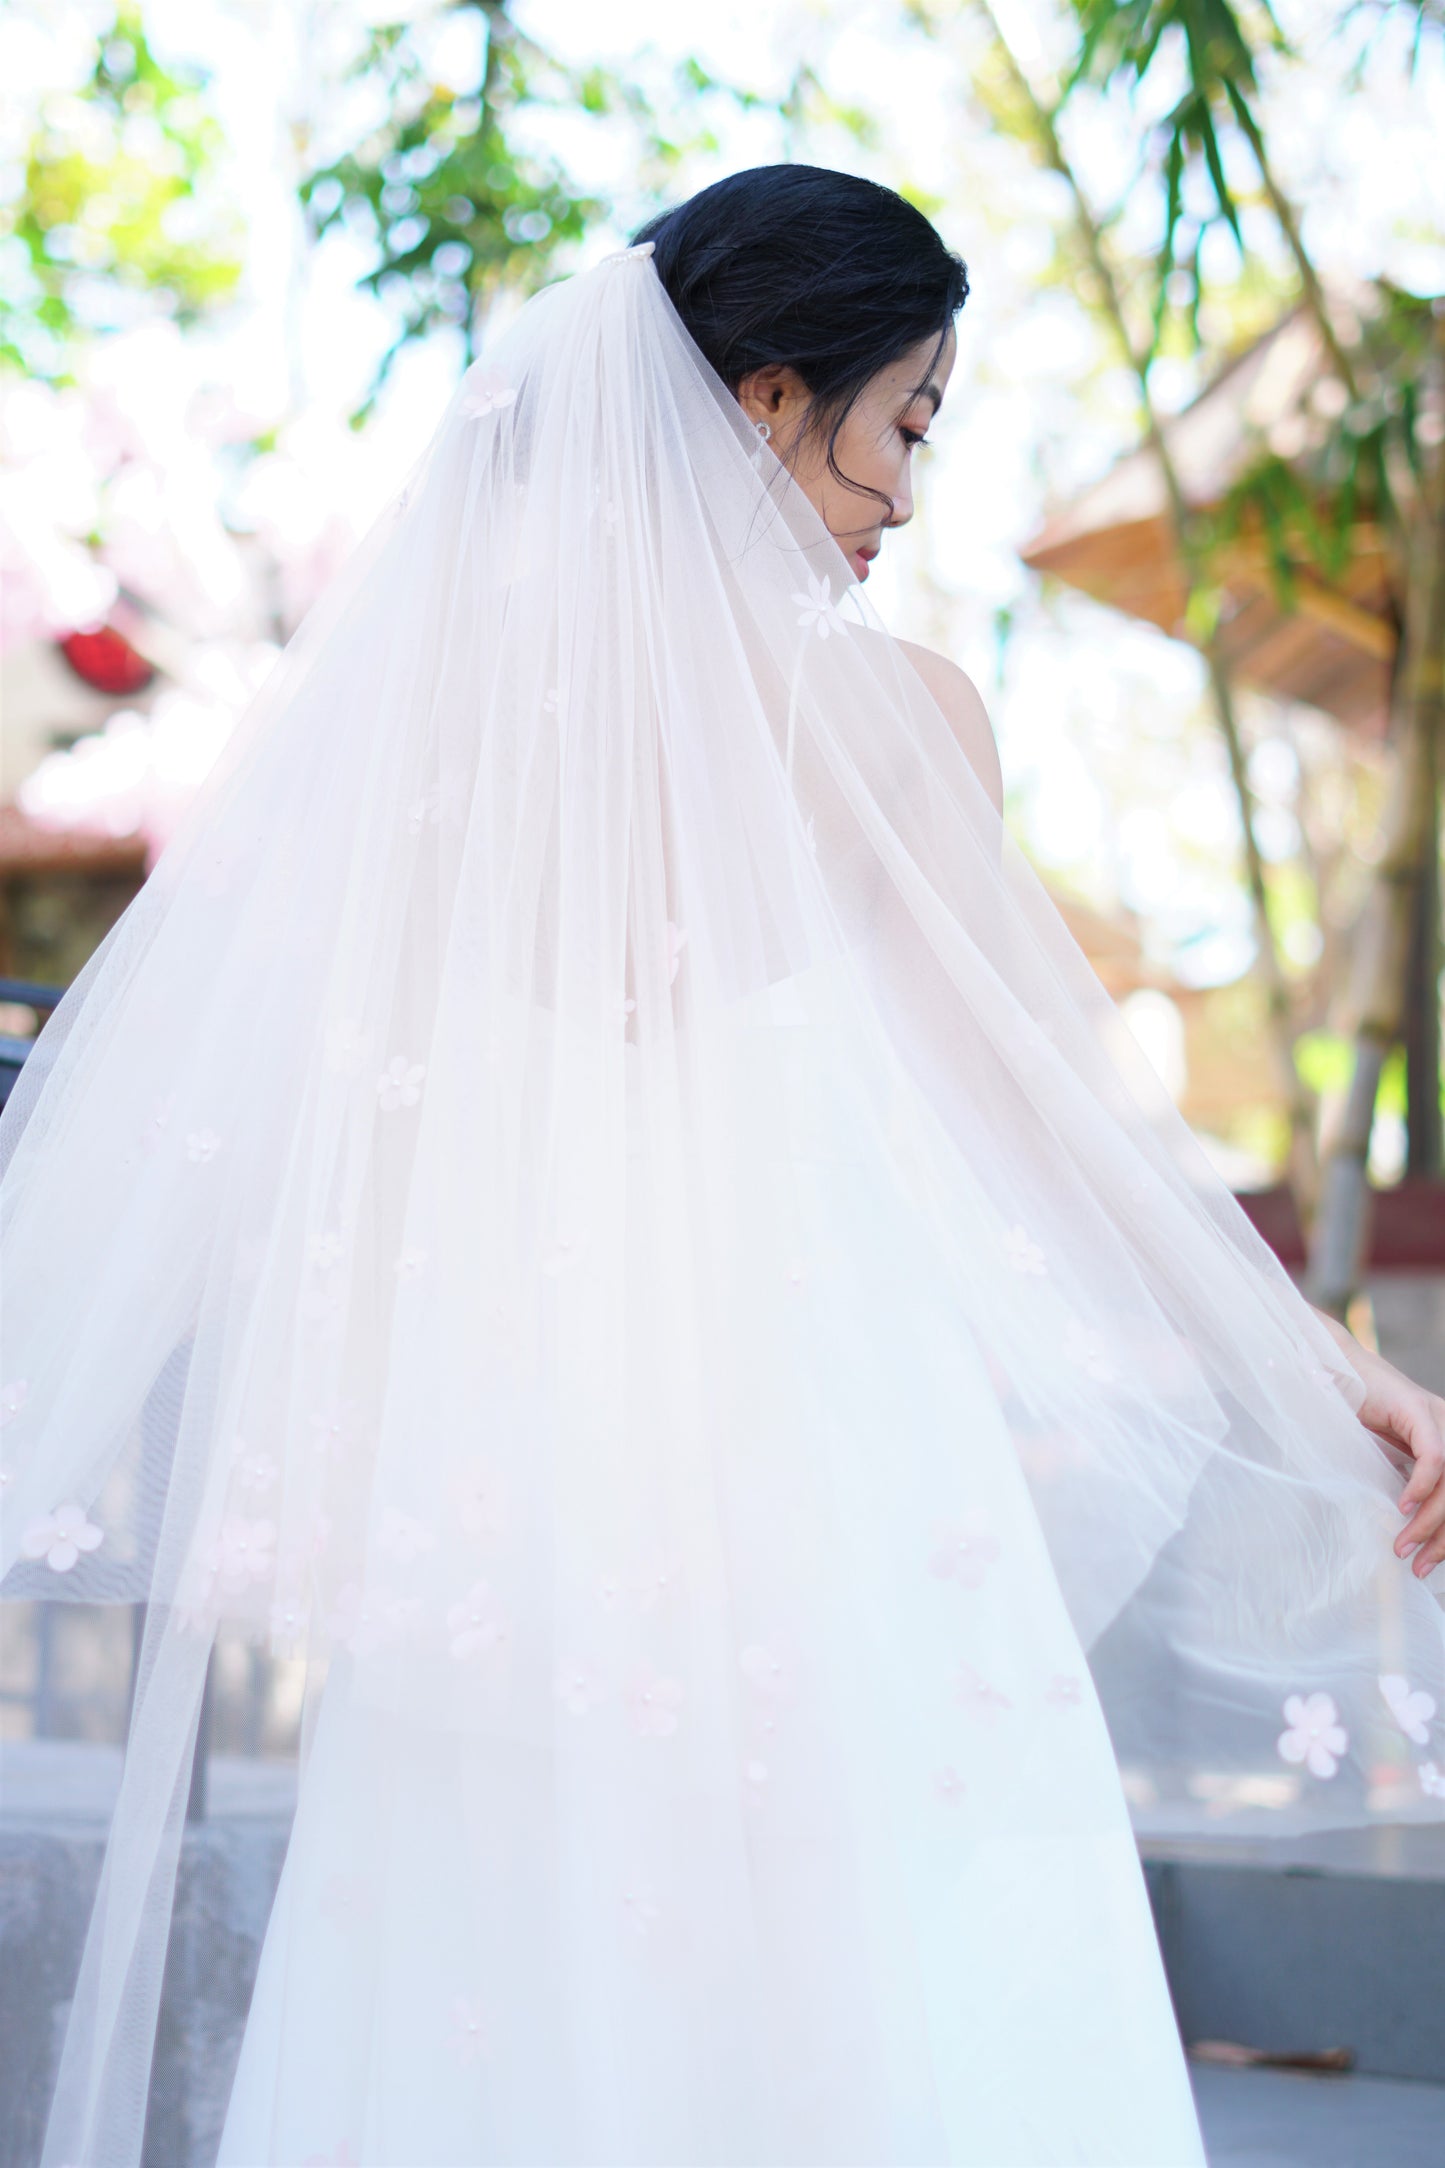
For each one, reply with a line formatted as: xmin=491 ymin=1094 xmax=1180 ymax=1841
xmin=205 ymin=1515 xmax=277 ymax=1593
xmin=625 ymin=1665 xmax=685 ymax=1738
xmin=928 ymin=1508 xmax=1002 ymax=1591
xmin=21 ymin=1502 xmax=104 ymax=1573
xmin=1 ymin=1377 xmax=30 ymax=1426
xmin=1277 ymin=1692 xmax=1348 ymax=1779
xmin=934 ymin=1764 xmax=966 ymax=1805
xmin=953 ymin=1662 xmax=1013 ymax=1723
xmin=185 ymin=1128 xmax=222 ymax=1164
xmin=231 ymin=1441 xmax=279 ymax=1496
xmin=555 ymin=1656 xmax=604 ymax=1714
xmin=302 ymin=2143 xmax=358 ymax=2167
xmin=1379 ymin=1673 xmax=1437 ymax=1747
xmin=1045 ymin=1673 xmax=1085 ymax=1708
xmin=447 ymin=1581 xmax=512 ymax=1665
xmin=629 ymin=1555 xmax=683 ymax=1612
xmin=377 ymin=1507 xmax=437 ymax=1566
xmin=310 ymin=1399 xmax=361 ymax=1460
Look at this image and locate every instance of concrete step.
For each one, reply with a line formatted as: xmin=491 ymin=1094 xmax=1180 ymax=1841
xmin=1142 ymin=1829 xmax=1445 ymax=2088
xmin=1193 ymin=2063 xmax=1445 ymax=2168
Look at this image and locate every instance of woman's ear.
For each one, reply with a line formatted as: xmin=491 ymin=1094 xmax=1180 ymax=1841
xmin=735 ymin=363 xmax=811 ymax=436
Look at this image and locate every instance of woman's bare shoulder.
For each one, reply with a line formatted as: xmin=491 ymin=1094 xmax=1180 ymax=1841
xmin=893 ymin=638 xmax=1003 ymax=815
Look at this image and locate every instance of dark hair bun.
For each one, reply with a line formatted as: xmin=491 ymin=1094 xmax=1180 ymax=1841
xmin=632 ymin=164 xmax=968 ymax=478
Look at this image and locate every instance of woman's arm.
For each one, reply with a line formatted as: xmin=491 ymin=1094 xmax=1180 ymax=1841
xmin=1310 ymin=1302 xmax=1445 ymax=1577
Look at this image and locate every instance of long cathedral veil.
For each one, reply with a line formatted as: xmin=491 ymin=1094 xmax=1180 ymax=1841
xmin=2 ymin=240 xmax=1442 ymax=2166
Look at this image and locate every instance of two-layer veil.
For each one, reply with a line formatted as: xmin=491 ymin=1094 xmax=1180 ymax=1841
xmin=3 ymin=242 xmax=1442 ymax=2168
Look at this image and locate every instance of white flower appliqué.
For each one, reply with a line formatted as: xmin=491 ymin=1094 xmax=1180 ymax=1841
xmin=934 ymin=1764 xmax=966 ymax=1805
xmin=1063 ymin=1316 xmax=1118 ymax=1384
xmin=22 ymin=1502 xmax=104 ymax=1573
xmin=1003 ymin=1225 xmax=1047 ymax=1276
xmin=1277 ymin=1691 xmax=1347 ymax=1779
xmin=405 ymin=783 xmax=441 ymax=835
xmin=792 ymin=570 xmax=848 ymax=640
xmin=139 ymin=1091 xmax=177 ymax=1154
xmin=376 ymin=1056 xmax=426 ymax=1112
xmin=1379 ymin=1673 xmax=1437 ymax=1746
xmin=324 ymin=1018 xmax=370 ymax=1076
xmin=458 ymin=373 xmax=517 ymax=421
xmin=541 ymin=1228 xmax=590 ymax=1277
xmin=621 ymin=1884 xmax=660 ymax=1938
xmin=666 ymin=921 xmax=689 ymax=984
xmin=1420 ymin=1761 xmax=1445 ymax=1801
xmin=186 ymin=1129 xmax=222 ymax=1165
xmin=448 ymin=1994 xmax=489 ymax=2066
xmin=0 ymin=1378 xmax=29 ymax=1426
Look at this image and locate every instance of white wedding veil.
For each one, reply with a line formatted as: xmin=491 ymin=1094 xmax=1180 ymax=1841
xmin=3 ymin=235 xmax=1442 ymax=2166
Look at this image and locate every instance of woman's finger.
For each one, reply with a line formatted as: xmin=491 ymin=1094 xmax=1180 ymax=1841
xmin=1394 ymin=1396 xmax=1445 ymax=1513
xmin=1398 ymin=1481 xmax=1445 ymax=1571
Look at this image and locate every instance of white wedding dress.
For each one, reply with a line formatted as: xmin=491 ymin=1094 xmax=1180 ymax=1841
xmin=6 ymin=244 xmax=1441 ymax=2168
xmin=215 ymin=970 xmax=1208 ymax=2168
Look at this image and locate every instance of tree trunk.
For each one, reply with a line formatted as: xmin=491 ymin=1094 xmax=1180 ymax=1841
xmin=1306 ymin=321 xmax=1445 ymax=1311
xmin=971 ymin=1 xmax=1319 ymax=1209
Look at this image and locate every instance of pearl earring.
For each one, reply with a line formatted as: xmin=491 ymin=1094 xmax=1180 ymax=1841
xmin=754 ymin=419 xmax=772 ymax=442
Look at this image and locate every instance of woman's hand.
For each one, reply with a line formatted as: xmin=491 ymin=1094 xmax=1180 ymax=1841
xmin=1311 ymin=1305 xmax=1445 ymax=1578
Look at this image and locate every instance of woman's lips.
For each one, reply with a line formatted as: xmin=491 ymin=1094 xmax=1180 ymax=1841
xmin=853 ymin=547 xmax=877 ymax=582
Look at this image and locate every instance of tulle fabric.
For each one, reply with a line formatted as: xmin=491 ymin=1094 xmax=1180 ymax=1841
xmin=1 ymin=239 xmax=1440 ymax=2167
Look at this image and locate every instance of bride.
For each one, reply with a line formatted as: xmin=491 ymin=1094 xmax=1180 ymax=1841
xmin=4 ymin=163 xmax=1443 ymax=2168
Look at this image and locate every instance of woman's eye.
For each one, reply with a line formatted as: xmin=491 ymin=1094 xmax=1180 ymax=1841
xmin=901 ymin=428 xmax=931 ymax=451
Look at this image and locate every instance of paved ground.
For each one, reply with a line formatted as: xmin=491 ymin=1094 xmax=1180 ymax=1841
xmin=1193 ymin=2062 xmax=1445 ymax=2166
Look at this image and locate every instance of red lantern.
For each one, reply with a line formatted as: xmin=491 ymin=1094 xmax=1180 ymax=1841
xmin=58 ymin=624 xmax=156 ymax=698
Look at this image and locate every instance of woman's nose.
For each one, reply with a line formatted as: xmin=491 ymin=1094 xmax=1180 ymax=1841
xmin=887 ymin=484 xmax=913 ymax=529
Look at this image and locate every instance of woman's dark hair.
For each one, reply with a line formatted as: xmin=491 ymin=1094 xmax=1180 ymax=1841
xmin=631 ymin=165 xmax=969 ymax=511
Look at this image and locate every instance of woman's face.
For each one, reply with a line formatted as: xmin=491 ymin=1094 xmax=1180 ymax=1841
xmin=736 ymin=324 xmax=956 ymax=584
